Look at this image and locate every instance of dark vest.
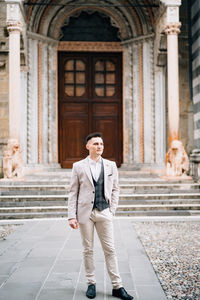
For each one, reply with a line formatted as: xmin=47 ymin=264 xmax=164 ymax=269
xmin=92 ymin=161 xmax=109 ymax=211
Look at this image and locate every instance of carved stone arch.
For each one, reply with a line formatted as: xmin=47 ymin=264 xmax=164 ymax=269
xmin=47 ymin=6 xmax=133 ymax=40
xmin=133 ymin=0 xmax=155 ymax=33
xmin=26 ymin=0 xmax=157 ymax=38
xmin=27 ymin=2 xmax=47 ymax=33
xmin=103 ymin=0 xmax=143 ymax=37
xmin=57 ymin=10 xmax=122 ymax=41
xmin=33 ymin=0 xmax=145 ymax=39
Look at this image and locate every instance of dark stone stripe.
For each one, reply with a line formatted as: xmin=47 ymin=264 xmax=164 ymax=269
xmin=191 ymin=8 xmax=200 ymax=26
xmin=193 ymin=66 xmax=200 ymax=78
xmin=192 ymin=27 xmax=200 ymax=43
xmin=192 ymin=46 xmax=200 ymax=61
xmin=194 ymin=119 xmax=200 ymax=129
xmin=194 ymin=100 xmax=200 ymax=113
xmin=193 ymin=84 xmax=200 ymax=97
xmin=191 ymin=0 xmax=198 ymax=6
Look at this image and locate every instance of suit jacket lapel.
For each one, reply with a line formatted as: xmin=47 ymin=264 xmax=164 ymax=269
xmin=83 ymin=157 xmax=94 ymax=186
xmin=103 ymin=158 xmax=110 ymax=191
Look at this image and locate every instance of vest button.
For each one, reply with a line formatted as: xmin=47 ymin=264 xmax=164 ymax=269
xmin=91 ymin=201 xmax=94 ymax=204
xmin=93 ymin=191 xmax=95 ymax=193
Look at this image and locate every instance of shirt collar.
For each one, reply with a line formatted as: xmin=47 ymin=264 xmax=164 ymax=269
xmin=88 ymin=156 xmax=102 ymax=165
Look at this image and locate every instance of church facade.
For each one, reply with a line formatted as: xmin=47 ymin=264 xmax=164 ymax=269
xmin=0 ymin=0 xmax=199 ymax=179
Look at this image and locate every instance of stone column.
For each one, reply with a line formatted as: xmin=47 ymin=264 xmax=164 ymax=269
xmin=164 ymin=22 xmax=190 ymax=177
xmin=165 ymin=22 xmax=181 ymax=144
xmin=3 ymin=2 xmax=24 ymax=179
xmin=163 ymin=1 xmax=190 ymax=177
xmin=7 ymin=20 xmax=22 ymax=141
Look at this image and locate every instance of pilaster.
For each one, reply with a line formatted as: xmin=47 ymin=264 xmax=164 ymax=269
xmin=132 ymin=43 xmax=140 ymax=164
xmin=48 ymin=44 xmax=58 ymax=163
xmin=123 ymin=43 xmax=133 ymax=164
xmin=143 ymin=37 xmax=155 ymax=164
xmin=122 ymin=34 xmax=156 ymax=168
xmin=155 ymin=67 xmax=166 ymax=165
xmin=27 ymin=38 xmax=38 ymax=164
xmin=26 ymin=32 xmax=58 ymax=168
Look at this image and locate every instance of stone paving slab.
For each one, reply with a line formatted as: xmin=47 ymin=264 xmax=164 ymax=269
xmin=0 ymin=219 xmax=167 ymax=300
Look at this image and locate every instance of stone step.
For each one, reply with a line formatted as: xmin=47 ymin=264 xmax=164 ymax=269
xmin=0 ymin=177 xmax=195 ymax=186
xmin=1 ymin=188 xmax=199 ymax=196
xmin=115 ymin=210 xmax=200 ymax=216
xmin=0 ymin=190 xmax=68 ymax=195
xmin=0 ymin=211 xmax=68 ymax=220
xmin=0 ymin=173 xmax=199 ymax=219
xmin=0 ymin=205 xmax=199 ymax=219
xmin=0 ymin=192 xmax=199 ymax=202
xmin=116 ymin=204 xmax=200 ymax=211
xmin=119 ymin=192 xmax=200 ymax=200
xmin=0 ymin=198 xmax=199 ymax=207
xmin=0 ymin=206 xmax=67 ymax=213
xmin=0 ymin=182 xmax=199 ymax=193
xmin=119 ymin=183 xmax=200 ymax=190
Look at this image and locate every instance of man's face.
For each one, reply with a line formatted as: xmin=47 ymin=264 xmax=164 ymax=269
xmin=86 ymin=137 xmax=104 ymax=157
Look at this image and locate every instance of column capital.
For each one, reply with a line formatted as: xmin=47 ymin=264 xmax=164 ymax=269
xmin=7 ymin=20 xmax=22 ymax=33
xmin=164 ymin=22 xmax=181 ymax=35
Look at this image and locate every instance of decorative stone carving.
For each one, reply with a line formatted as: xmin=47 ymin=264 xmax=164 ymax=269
xmin=58 ymin=41 xmax=122 ymax=52
xmin=6 ymin=20 xmax=22 ymax=33
xmin=0 ymin=61 xmax=6 ymax=68
xmin=3 ymin=139 xmax=24 ymax=179
xmin=165 ymin=22 xmax=181 ymax=35
xmin=165 ymin=140 xmax=189 ymax=177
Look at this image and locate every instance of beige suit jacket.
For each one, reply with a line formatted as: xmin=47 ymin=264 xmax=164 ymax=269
xmin=68 ymin=156 xmax=119 ymax=224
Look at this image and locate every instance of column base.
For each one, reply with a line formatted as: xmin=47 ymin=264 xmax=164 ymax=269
xmin=190 ymin=149 xmax=200 ymax=182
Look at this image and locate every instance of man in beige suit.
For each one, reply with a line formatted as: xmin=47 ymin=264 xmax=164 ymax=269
xmin=68 ymin=133 xmax=133 ymax=300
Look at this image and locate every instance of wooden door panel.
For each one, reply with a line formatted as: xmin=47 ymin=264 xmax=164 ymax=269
xmin=92 ymin=118 xmax=118 ymax=161
xmin=60 ymin=102 xmax=89 ymax=116
xmin=60 ymin=119 xmax=88 ymax=167
xmin=58 ymin=52 xmax=122 ymax=168
xmin=92 ymin=103 xmax=118 ymax=116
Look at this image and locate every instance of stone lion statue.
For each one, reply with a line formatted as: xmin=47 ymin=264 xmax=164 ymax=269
xmin=3 ymin=139 xmax=23 ymax=179
xmin=166 ymin=139 xmax=189 ymax=177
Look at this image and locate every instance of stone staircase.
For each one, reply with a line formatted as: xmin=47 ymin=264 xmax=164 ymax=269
xmin=0 ymin=170 xmax=199 ymax=219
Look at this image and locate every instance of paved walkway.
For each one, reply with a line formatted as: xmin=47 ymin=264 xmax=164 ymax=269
xmin=0 ymin=218 xmax=167 ymax=300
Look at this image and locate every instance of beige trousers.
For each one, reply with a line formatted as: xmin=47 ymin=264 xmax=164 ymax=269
xmin=79 ymin=208 xmax=122 ymax=289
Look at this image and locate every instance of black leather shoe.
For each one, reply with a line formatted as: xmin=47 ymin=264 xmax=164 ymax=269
xmin=112 ymin=287 xmax=133 ymax=300
xmin=86 ymin=284 xmax=96 ymax=299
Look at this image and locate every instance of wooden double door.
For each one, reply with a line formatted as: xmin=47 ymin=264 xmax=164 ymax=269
xmin=58 ymin=52 xmax=122 ymax=168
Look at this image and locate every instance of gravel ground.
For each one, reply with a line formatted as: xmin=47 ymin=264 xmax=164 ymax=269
xmin=0 ymin=224 xmax=19 ymax=240
xmin=133 ymin=221 xmax=200 ymax=300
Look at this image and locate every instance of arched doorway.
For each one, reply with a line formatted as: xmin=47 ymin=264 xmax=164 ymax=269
xmin=58 ymin=12 xmax=123 ymax=168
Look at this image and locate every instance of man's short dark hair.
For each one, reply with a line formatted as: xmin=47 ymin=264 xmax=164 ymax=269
xmin=86 ymin=132 xmax=103 ymax=143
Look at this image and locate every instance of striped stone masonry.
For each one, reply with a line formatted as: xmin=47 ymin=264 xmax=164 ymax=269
xmin=190 ymin=0 xmax=200 ymax=181
xmin=191 ymin=0 xmax=200 ymax=148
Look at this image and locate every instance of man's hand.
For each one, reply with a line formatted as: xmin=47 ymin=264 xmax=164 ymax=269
xmin=69 ymin=218 xmax=79 ymax=229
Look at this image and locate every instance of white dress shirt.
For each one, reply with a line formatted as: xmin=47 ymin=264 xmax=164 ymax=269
xmin=88 ymin=156 xmax=102 ymax=182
